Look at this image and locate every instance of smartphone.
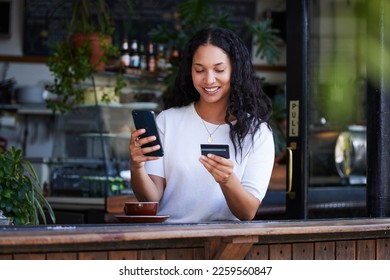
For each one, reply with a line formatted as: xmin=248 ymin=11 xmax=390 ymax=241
xmin=132 ymin=110 xmax=164 ymax=157
xmin=200 ymin=144 xmax=230 ymax=159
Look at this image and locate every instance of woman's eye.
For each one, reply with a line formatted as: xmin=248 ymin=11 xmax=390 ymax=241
xmin=215 ymin=69 xmax=225 ymax=73
xmin=195 ymin=69 xmax=204 ymax=73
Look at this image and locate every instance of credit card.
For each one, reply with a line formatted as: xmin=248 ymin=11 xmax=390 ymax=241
xmin=200 ymin=144 xmax=230 ymax=159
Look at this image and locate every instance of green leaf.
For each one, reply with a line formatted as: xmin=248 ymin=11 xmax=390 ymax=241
xmin=35 ymin=189 xmax=56 ymax=224
xmin=244 ymin=18 xmax=283 ymax=65
xmin=0 ymin=146 xmax=56 ymax=225
xmin=2 ymin=189 xmax=12 ymax=198
xmin=34 ymin=197 xmax=46 ymax=225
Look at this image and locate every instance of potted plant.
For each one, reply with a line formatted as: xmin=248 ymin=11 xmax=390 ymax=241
xmin=0 ymin=147 xmax=55 ymax=225
xmin=244 ymin=17 xmax=284 ymax=65
xmin=45 ymin=0 xmax=133 ymax=113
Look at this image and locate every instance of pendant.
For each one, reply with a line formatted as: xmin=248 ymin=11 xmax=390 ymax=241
xmin=208 ymin=136 xmax=213 ymax=143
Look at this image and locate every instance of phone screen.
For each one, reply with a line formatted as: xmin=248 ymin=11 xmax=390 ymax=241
xmin=132 ymin=110 xmax=164 ymax=157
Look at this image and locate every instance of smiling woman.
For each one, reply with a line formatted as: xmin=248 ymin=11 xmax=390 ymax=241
xmin=128 ymin=27 xmax=274 ymax=223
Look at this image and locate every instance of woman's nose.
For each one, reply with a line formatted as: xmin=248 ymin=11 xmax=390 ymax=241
xmin=205 ymin=72 xmax=216 ymax=84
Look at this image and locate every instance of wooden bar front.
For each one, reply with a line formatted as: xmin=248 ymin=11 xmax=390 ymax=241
xmin=0 ymin=218 xmax=389 ymax=260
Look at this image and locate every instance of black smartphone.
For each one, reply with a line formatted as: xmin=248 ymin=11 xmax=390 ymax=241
xmin=200 ymin=144 xmax=230 ymax=159
xmin=132 ymin=110 xmax=164 ymax=157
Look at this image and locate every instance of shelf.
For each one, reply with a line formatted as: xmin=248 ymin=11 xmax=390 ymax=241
xmin=0 ymin=104 xmax=54 ymax=115
xmin=0 ymin=56 xmax=286 ymax=73
xmin=74 ymin=102 xmax=159 ymax=110
xmin=79 ymin=132 xmax=130 ymax=139
xmin=46 ymin=197 xmax=105 ymax=211
xmin=49 ymin=157 xmax=109 ymax=165
xmin=0 ymin=104 xmax=18 ymax=110
xmin=17 ymin=106 xmax=53 ymax=115
xmin=1 ymin=102 xmax=160 ymax=114
xmin=0 ymin=55 xmax=47 ymax=63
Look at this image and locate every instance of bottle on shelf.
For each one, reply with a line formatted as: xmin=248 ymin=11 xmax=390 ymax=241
xmin=139 ymin=43 xmax=147 ymax=71
xmin=170 ymin=44 xmax=181 ymax=67
xmin=129 ymin=39 xmax=140 ymax=69
xmin=119 ymin=38 xmax=130 ymax=68
xmin=147 ymin=42 xmax=156 ymax=73
xmin=157 ymin=44 xmax=167 ymax=72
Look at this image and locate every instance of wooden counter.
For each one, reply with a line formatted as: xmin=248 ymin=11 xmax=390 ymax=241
xmin=1 ymin=218 xmax=389 ymax=260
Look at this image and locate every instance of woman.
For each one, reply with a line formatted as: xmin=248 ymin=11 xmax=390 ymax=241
xmin=129 ymin=27 xmax=274 ymax=223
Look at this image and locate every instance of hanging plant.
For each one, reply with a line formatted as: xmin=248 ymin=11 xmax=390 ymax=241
xmin=45 ymin=0 xmax=133 ymax=113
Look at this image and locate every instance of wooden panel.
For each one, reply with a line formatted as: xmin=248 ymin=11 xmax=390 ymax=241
xmin=139 ymin=249 xmax=166 ymax=260
xmin=193 ymin=248 xmax=205 ymax=260
xmin=166 ymin=248 xmax=194 ymax=260
xmin=213 ymin=236 xmax=258 ymax=260
xmin=269 ymin=244 xmax=292 ymax=260
xmin=376 ymin=238 xmax=390 ymax=260
xmin=356 ymin=240 xmax=375 ymax=260
xmin=214 ymin=242 xmax=253 ymax=260
xmin=205 ymin=238 xmax=221 ymax=260
xmin=336 ymin=240 xmax=356 ymax=260
xmin=78 ymin=251 xmax=108 ymax=260
xmin=0 ymin=254 xmax=12 ymax=260
xmin=46 ymin=252 xmax=78 ymax=260
xmin=245 ymin=244 xmax=269 ymax=260
xmin=315 ymin=242 xmax=335 ymax=260
xmin=13 ymin=253 xmax=46 ymax=260
xmin=292 ymin=243 xmax=314 ymax=260
xmin=108 ymin=250 xmax=137 ymax=260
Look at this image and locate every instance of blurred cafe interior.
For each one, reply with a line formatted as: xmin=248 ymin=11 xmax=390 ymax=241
xmin=0 ymin=0 xmax=389 ymax=225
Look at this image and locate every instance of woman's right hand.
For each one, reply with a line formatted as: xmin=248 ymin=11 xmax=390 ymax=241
xmin=129 ymin=129 xmax=162 ymax=169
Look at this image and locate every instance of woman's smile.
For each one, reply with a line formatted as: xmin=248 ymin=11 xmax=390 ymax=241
xmin=203 ymin=86 xmax=220 ymax=94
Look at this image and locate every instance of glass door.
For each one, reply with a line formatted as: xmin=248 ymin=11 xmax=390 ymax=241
xmin=286 ymin=0 xmax=367 ymax=219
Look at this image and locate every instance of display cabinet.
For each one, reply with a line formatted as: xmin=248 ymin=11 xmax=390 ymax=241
xmin=48 ymin=73 xmax=165 ymax=198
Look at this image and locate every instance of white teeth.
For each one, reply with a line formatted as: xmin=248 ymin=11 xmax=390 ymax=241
xmin=205 ymin=87 xmax=218 ymax=92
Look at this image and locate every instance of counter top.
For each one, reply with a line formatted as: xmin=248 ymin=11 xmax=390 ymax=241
xmin=1 ymin=218 xmax=389 ymax=260
xmin=1 ymin=218 xmax=390 ymax=246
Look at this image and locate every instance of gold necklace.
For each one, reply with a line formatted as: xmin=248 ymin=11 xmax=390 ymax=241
xmin=195 ymin=103 xmax=222 ymax=143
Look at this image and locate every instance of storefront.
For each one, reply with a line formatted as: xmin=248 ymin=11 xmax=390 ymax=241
xmin=1 ymin=0 xmax=390 ymax=261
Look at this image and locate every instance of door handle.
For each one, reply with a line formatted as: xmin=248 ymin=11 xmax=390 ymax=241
xmin=286 ymin=144 xmax=296 ymax=199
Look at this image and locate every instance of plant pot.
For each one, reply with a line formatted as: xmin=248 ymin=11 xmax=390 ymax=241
xmin=71 ymin=33 xmax=112 ymax=72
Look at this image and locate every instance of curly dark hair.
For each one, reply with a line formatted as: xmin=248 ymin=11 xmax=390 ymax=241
xmin=168 ymin=27 xmax=273 ymax=158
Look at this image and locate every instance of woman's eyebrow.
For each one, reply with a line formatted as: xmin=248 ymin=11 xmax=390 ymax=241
xmin=193 ymin=62 xmax=225 ymax=66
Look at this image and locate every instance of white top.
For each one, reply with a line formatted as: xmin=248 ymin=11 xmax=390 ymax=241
xmin=145 ymin=102 xmax=275 ymax=223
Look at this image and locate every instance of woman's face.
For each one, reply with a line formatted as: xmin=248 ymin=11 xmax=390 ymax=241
xmin=191 ymin=44 xmax=232 ymax=106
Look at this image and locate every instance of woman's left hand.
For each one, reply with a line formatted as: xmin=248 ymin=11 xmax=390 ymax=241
xmin=199 ymin=154 xmax=234 ymax=185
